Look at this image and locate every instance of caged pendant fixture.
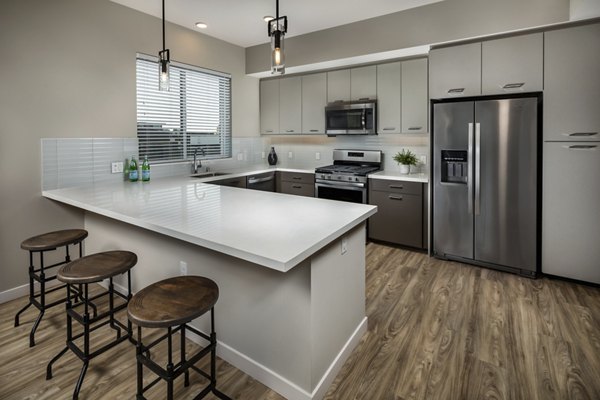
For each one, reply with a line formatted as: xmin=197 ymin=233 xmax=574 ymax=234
xmin=267 ymin=0 xmax=287 ymax=75
xmin=158 ymin=0 xmax=170 ymax=91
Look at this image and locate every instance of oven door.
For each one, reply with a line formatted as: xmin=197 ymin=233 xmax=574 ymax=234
xmin=315 ymin=180 xmax=367 ymax=204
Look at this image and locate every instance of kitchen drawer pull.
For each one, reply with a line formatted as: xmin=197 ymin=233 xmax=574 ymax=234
xmin=568 ymin=132 xmax=598 ymax=137
xmin=389 ymin=185 xmax=404 ymax=189
xmin=285 ymin=130 xmax=295 ymax=133
xmin=309 ymin=129 xmax=319 ymax=132
xmin=408 ymin=127 xmax=422 ymax=131
xmin=292 ymin=185 xmax=302 ymax=189
xmin=388 ymin=195 xmax=403 ymax=201
xmin=502 ymin=82 xmax=525 ymax=89
xmin=265 ymin=130 xmax=273 ymax=133
xmin=292 ymin=177 xmax=302 ymax=180
xmin=383 ymin=127 xmax=396 ymax=131
xmin=448 ymin=88 xmax=465 ymax=94
xmin=358 ymin=97 xmax=371 ymax=101
xmin=567 ymin=145 xmax=597 ymax=150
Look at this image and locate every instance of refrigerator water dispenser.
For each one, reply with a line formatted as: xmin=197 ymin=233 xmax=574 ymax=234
xmin=441 ymin=150 xmax=468 ymax=184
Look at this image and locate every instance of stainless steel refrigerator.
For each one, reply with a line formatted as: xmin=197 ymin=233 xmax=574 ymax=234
xmin=431 ymin=95 xmax=541 ymax=276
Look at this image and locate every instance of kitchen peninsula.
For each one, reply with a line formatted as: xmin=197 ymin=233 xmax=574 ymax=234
xmin=42 ymin=175 xmax=376 ymax=400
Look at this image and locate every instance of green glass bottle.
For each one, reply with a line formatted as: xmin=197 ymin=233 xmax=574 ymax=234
xmin=129 ymin=155 xmax=139 ymax=182
xmin=141 ymin=156 xmax=150 ymax=181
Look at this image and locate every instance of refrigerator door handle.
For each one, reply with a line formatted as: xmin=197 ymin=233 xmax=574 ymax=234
xmin=475 ymin=122 xmax=481 ymax=216
xmin=467 ymin=123 xmax=474 ymax=215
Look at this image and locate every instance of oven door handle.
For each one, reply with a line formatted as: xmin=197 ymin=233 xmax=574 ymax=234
xmin=315 ymin=181 xmax=366 ymax=190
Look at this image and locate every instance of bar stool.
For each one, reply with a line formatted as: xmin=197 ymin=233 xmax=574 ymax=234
xmin=127 ymin=276 xmax=231 ymax=400
xmin=15 ymin=229 xmax=90 ymax=347
xmin=46 ymin=250 xmax=137 ymax=400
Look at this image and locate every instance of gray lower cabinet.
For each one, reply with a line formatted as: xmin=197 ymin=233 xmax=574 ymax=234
xmin=211 ymin=176 xmax=247 ymax=188
xmin=277 ymin=171 xmax=315 ymax=197
xmin=542 ymin=142 xmax=600 ymax=284
xmin=368 ymin=179 xmax=425 ymax=249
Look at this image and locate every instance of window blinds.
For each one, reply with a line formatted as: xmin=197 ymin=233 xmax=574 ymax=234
xmin=136 ymin=54 xmax=232 ymax=163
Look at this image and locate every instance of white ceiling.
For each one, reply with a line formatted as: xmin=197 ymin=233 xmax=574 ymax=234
xmin=111 ymin=0 xmax=443 ymax=48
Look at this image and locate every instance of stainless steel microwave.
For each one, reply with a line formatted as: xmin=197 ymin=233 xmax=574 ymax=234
xmin=325 ymin=100 xmax=377 ymax=136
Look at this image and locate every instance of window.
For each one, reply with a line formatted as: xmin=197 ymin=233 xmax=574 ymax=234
xmin=136 ymin=54 xmax=232 ymax=163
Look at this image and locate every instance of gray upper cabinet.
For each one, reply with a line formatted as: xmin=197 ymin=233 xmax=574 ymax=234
xmin=429 ymin=42 xmax=482 ymax=99
xmin=544 ymin=23 xmax=600 ymax=142
xmin=279 ymin=77 xmax=302 ymax=134
xmin=327 ymin=69 xmax=351 ymax=103
xmin=376 ymin=62 xmax=401 ymax=134
xmin=301 ymin=73 xmax=327 ymax=134
xmin=401 ymin=58 xmax=428 ymax=133
xmin=351 ymin=66 xmax=377 ymax=101
xmin=260 ymin=79 xmax=279 ymax=134
xmin=482 ymin=33 xmax=543 ymax=95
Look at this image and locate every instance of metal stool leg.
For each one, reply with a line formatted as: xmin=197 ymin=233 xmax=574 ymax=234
xmin=73 ymin=362 xmax=89 ymax=400
xmin=181 ymin=325 xmax=190 ymax=387
xmin=15 ymin=252 xmax=35 ymax=327
xmin=209 ymin=308 xmax=232 ymax=400
xmin=166 ymin=327 xmax=174 ymax=400
xmin=136 ymin=326 xmax=144 ymax=400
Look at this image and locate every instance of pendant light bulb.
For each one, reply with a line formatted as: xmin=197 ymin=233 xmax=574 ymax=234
xmin=159 ymin=49 xmax=170 ymax=91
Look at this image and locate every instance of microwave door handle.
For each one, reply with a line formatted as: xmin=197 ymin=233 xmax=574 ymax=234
xmin=361 ymin=110 xmax=366 ymax=131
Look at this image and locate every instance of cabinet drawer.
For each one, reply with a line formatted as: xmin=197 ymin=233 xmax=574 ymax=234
xmin=279 ymin=171 xmax=314 ymax=184
xmin=280 ymin=181 xmax=315 ymax=197
xmin=370 ymin=179 xmax=422 ymax=195
xmin=368 ymin=191 xmax=422 ymax=248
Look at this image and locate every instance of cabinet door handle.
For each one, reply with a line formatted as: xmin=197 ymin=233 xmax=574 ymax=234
xmin=448 ymin=88 xmax=465 ymax=94
xmin=389 ymin=185 xmax=403 ymax=189
xmin=309 ymin=129 xmax=319 ymax=132
xmin=285 ymin=130 xmax=295 ymax=133
xmin=388 ymin=195 xmax=403 ymax=201
xmin=292 ymin=177 xmax=302 ymax=180
xmin=292 ymin=185 xmax=302 ymax=189
xmin=383 ymin=127 xmax=396 ymax=131
xmin=567 ymin=145 xmax=597 ymax=150
xmin=567 ymin=132 xmax=598 ymax=137
xmin=265 ymin=130 xmax=273 ymax=133
xmin=502 ymin=82 xmax=525 ymax=89
xmin=358 ymin=97 xmax=371 ymax=101
xmin=408 ymin=126 xmax=422 ymax=131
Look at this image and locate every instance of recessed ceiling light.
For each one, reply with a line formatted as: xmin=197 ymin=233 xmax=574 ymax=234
xmin=195 ymin=22 xmax=208 ymax=29
xmin=263 ymin=16 xmax=274 ymax=22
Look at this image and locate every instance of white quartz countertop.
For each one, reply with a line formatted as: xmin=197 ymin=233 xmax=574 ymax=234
xmin=369 ymin=171 xmax=429 ymax=183
xmin=43 ymin=176 xmax=376 ymax=272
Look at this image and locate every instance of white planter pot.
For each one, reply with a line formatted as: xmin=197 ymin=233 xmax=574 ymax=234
xmin=399 ymin=164 xmax=411 ymax=174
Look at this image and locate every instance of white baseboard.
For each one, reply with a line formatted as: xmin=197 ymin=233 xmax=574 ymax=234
xmin=186 ymin=316 xmax=368 ymax=400
xmin=0 ymin=280 xmax=63 ymax=304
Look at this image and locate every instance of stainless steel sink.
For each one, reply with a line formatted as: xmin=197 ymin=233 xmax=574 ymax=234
xmin=190 ymin=172 xmax=230 ymax=178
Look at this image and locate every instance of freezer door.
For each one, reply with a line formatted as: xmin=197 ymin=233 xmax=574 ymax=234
xmin=432 ymin=101 xmax=474 ymax=259
xmin=474 ymin=98 xmax=538 ymax=272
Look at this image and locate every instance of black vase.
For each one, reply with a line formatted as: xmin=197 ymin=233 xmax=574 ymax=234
xmin=267 ymin=147 xmax=278 ymax=165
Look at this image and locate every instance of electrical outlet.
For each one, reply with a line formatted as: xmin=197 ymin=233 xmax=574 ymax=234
xmin=419 ymin=155 xmax=427 ymax=165
xmin=288 ymin=151 xmax=293 ymax=159
xmin=179 ymin=261 xmax=188 ymax=275
xmin=237 ymin=153 xmax=244 ymax=161
xmin=341 ymin=237 xmax=348 ymax=255
xmin=315 ymin=152 xmax=321 ymax=160
xmin=111 ymin=161 xmax=124 ymax=174
xmin=261 ymin=151 xmax=266 ymax=159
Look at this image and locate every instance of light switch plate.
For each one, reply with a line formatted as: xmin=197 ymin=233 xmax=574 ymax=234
xmin=419 ymin=155 xmax=427 ymax=165
xmin=179 ymin=261 xmax=188 ymax=275
xmin=341 ymin=237 xmax=348 ymax=255
xmin=111 ymin=161 xmax=124 ymax=174
xmin=288 ymin=151 xmax=293 ymax=159
xmin=261 ymin=151 xmax=266 ymax=159
xmin=237 ymin=153 xmax=244 ymax=161
xmin=315 ymin=152 xmax=321 ymax=160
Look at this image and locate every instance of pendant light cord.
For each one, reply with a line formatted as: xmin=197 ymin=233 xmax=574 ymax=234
xmin=162 ymin=0 xmax=166 ymax=51
xmin=276 ymin=0 xmax=279 ymax=22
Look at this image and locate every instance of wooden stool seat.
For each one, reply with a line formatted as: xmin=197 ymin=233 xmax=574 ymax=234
xmin=21 ymin=229 xmax=88 ymax=251
xmin=58 ymin=251 xmax=137 ymax=284
xmin=128 ymin=276 xmax=219 ymax=329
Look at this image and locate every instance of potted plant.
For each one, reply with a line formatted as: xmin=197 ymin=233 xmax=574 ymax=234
xmin=393 ymin=149 xmax=418 ymax=174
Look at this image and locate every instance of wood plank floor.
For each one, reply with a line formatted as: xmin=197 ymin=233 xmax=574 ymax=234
xmin=1 ymin=243 xmax=599 ymax=399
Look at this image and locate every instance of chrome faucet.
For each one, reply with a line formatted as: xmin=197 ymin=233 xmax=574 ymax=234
xmin=192 ymin=148 xmax=204 ymax=174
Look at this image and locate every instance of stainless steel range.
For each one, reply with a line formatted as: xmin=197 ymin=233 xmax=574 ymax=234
xmin=315 ymin=149 xmax=382 ymax=204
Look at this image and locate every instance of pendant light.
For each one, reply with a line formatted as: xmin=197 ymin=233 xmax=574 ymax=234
xmin=158 ymin=0 xmax=170 ymax=91
xmin=267 ymin=0 xmax=287 ymax=75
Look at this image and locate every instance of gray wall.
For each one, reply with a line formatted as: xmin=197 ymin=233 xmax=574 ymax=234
xmin=246 ymin=0 xmax=570 ymax=73
xmin=0 ymin=0 xmax=259 ymax=293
